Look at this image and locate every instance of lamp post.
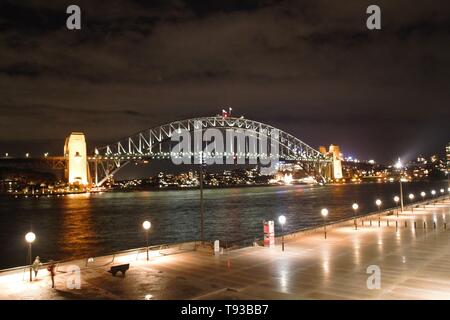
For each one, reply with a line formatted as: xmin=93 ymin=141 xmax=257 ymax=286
xmin=376 ymin=199 xmax=382 ymax=226
xmin=394 ymin=158 xmax=404 ymax=212
xmin=25 ymin=232 xmax=36 ymax=282
xmin=431 ymin=189 xmax=436 ymax=205
xmin=408 ymin=193 xmax=415 ymax=212
xmin=394 ymin=196 xmax=400 ymax=216
xmin=278 ymin=215 xmax=286 ymax=251
xmin=352 ymin=203 xmax=359 ymax=230
xmin=142 ymin=221 xmax=151 ymax=261
xmin=199 ymin=151 xmax=205 ymax=244
xmin=421 ymin=191 xmax=426 ymax=208
xmin=321 ymin=208 xmax=328 ymax=239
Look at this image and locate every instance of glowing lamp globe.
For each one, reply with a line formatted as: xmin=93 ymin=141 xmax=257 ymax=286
xmin=142 ymin=221 xmax=151 ymax=230
xmin=352 ymin=203 xmax=359 ymax=210
xmin=278 ymin=215 xmax=286 ymax=225
xmin=321 ymin=208 xmax=329 ymax=217
xmin=25 ymin=232 xmax=36 ymax=243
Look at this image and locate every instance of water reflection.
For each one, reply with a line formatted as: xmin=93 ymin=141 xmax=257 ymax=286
xmin=59 ymin=194 xmax=99 ymax=260
xmin=0 ymin=180 xmax=448 ymax=268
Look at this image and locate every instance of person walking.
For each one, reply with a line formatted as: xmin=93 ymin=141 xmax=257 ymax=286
xmin=31 ymin=256 xmax=42 ymax=280
xmin=47 ymin=261 xmax=56 ymax=288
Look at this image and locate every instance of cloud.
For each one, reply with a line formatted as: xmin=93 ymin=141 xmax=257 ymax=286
xmin=0 ymin=0 xmax=449 ymax=161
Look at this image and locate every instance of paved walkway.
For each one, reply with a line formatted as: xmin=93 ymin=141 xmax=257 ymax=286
xmin=1 ymin=198 xmax=450 ymax=300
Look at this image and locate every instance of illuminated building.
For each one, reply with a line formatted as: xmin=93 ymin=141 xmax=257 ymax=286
xmin=64 ymin=132 xmax=89 ymax=185
xmin=446 ymin=142 xmax=450 ymax=174
xmin=319 ymin=144 xmax=343 ymax=180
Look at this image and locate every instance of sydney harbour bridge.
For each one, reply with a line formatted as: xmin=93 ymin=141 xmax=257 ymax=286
xmin=0 ymin=115 xmax=341 ymax=186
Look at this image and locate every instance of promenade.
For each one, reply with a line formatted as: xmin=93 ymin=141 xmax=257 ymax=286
xmin=1 ymin=197 xmax=450 ymax=300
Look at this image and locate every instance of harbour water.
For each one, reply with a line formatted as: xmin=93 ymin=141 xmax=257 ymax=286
xmin=0 ymin=181 xmax=448 ymax=269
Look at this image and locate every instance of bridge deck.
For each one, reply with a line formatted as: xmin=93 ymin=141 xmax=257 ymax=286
xmin=1 ymin=198 xmax=450 ymax=299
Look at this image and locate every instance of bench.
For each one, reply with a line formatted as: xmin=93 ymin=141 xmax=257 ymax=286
xmin=108 ymin=263 xmax=129 ymax=276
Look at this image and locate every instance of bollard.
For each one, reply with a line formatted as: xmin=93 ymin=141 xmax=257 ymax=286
xmin=396 ymin=221 xmax=398 ymax=230
xmin=404 ymin=221 xmax=407 ymax=228
xmin=387 ymin=220 xmax=390 ymax=227
xmin=362 ymin=220 xmax=364 ymax=227
xmin=445 ymin=222 xmax=447 ymax=229
xmin=433 ymin=222 xmax=436 ymax=229
xmin=424 ymin=221 xmax=426 ymax=229
xmin=378 ymin=219 xmax=381 ymax=227
xmin=370 ymin=220 xmax=372 ymax=226
xmin=414 ymin=221 xmax=416 ymax=229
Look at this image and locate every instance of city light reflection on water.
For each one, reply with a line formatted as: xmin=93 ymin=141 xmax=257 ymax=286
xmin=0 ymin=180 xmax=447 ymax=269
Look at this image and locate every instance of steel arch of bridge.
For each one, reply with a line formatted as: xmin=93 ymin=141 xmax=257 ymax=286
xmin=91 ymin=116 xmax=332 ymax=186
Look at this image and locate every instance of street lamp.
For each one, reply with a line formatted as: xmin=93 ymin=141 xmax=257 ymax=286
xmin=376 ymin=199 xmax=382 ymax=211
xmin=394 ymin=196 xmax=400 ymax=216
xmin=375 ymin=199 xmax=382 ymax=226
xmin=408 ymin=193 xmax=415 ymax=212
xmin=278 ymin=215 xmax=286 ymax=252
xmin=421 ymin=191 xmax=426 ymax=208
xmin=440 ymin=188 xmax=445 ymax=194
xmin=321 ymin=208 xmax=328 ymax=239
xmin=352 ymin=203 xmax=359 ymax=230
xmin=25 ymin=232 xmax=36 ymax=282
xmin=394 ymin=158 xmax=404 ymax=212
xmin=142 ymin=220 xmax=151 ymax=261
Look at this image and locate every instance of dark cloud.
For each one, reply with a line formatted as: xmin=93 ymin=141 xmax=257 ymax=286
xmin=0 ymin=0 xmax=449 ymax=163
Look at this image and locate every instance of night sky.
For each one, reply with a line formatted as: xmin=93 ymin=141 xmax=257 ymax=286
xmin=0 ymin=0 xmax=449 ymax=164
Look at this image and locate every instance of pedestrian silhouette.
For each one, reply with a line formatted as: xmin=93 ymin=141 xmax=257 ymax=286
xmin=31 ymin=256 xmax=42 ymax=280
xmin=47 ymin=261 xmax=56 ymax=288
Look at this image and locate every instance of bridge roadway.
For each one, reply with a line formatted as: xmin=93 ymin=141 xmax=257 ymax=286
xmin=1 ymin=197 xmax=450 ymax=300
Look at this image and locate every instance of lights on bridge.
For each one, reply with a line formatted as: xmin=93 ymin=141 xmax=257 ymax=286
xmin=44 ymin=152 xmax=49 ymax=157
xmin=440 ymin=188 xmax=445 ymax=194
xmin=25 ymin=153 xmax=30 ymax=158
xmin=431 ymin=190 xmax=436 ymax=196
xmin=4 ymin=153 xmax=8 ymax=157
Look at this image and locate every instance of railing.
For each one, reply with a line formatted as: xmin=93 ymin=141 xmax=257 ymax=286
xmin=214 ymin=194 xmax=450 ymax=251
xmin=0 ymin=241 xmax=199 ymax=279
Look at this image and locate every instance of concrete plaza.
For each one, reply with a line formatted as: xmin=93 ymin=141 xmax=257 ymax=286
xmin=1 ymin=198 xmax=450 ymax=300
